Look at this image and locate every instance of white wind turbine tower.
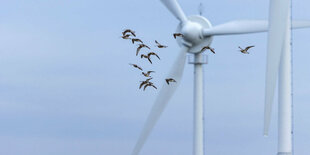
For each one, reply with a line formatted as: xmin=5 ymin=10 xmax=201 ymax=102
xmin=263 ymin=0 xmax=304 ymax=155
xmin=131 ymin=0 xmax=310 ymax=155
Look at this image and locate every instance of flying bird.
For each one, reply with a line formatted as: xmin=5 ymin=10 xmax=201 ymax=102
xmin=140 ymin=54 xmax=152 ymax=64
xmin=122 ymin=29 xmax=136 ymax=37
xmin=239 ymin=45 xmax=255 ymax=54
xmin=129 ymin=63 xmax=143 ymax=71
xmin=142 ymin=71 xmax=155 ymax=77
xmin=155 ymin=40 xmax=168 ymax=48
xmin=201 ymin=46 xmax=215 ymax=54
xmin=141 ymin=52 xmax=160 ymax=64
xmin=148 ymin=52 xmax=160 ymax=60
xmin=139 ymin=78 xmax=153 ymax=89
xmin=173 ymin=33 xmax=184 ymax=39
xmin=143 ymin=83 xmax=157 ymax=91
xmin=132 ymin=38 xmax=143 ymax=44
xmin=136 ymin=44 xmax=150 ymax=56
xmin=165 ymin=78 xmax=176 ymax=85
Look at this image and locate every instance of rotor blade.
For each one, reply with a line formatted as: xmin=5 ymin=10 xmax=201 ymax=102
xmin=203 ymin=20 xmax=268 ymax=36
xmin=202 ymin=20 xmax=310 ymax=36
xmin=131 ymin=46 xmax=189 ymax=155
xmin=160 ymin=0 xmax=188 ymax=23
xmin=264 ymin=0 xmax=290 ymax=136
xmin=293 ymin=21 xmax=310 ymax=28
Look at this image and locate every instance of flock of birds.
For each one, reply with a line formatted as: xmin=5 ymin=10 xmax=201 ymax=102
xmin=122 ymin=29 xmax=177 ymax=91
xmin=122 ymin=29 xmax=255 ymax=91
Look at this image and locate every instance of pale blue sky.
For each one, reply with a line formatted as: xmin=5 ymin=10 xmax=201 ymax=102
xmin=0 ymin=0 xmax=310 ymax=155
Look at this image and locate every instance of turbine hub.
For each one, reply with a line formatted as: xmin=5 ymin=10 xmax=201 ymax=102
xmin=176 ymin=15 xmax=213 ymax=54
xmin=181 ymin=22 xmax=203 ymax=43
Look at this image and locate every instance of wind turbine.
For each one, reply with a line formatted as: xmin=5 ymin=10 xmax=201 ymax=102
xmin=263 ymin=0 xmax=299 ymax=155
xmin=131 ymin=0 xmax=310 ymax=155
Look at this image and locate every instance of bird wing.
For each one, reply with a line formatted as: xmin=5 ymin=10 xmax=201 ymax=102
xmin=143 ymin=84 xmax=149 ymax=91
xmin=136 ymin=46 xmax=142 ymax=56
xmin=165 ymin=79 xmax=169 ymax=85
xmin=145 ymin=45 xmax=150 ymax=49
xmin=139 ymin=82 xmax=146 ymax=89
xmin=173 ymin=33 xmax=177 ymax=39
xmin=210 ymin=48 xmax=216 ymax=54
xmin=156 ymin=54 xmax=160 ymax=60
xmin=137 ymin=39 xmax=143 ymax=43
xmin=155 ymin=40 xmax=159 ymax=45
xmin=245 ymin=46 xmax=255 ymax=51
xmin=137 ymin=66 xmax=143 ymax=71
xmin=150 ymin=53 xmax=160 ymax=60
xmin=201 ymin=46 xmax=207 ymax=51
xmin=147 ymin=57 xmax=152 ymax=64
xmin=130 ymin=31 xmax=136 ymax=37
xmin=122 ymin=29 xmax=130 ymax=36
xmin=151 ymin=85 xmax=157 ymax=89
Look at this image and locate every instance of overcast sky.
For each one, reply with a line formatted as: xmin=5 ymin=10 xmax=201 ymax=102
xmin=0 ymin=0 xmax=310 ymax=155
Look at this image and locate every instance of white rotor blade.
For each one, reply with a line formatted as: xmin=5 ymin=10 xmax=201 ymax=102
xmin=293 ymin=21 xmax=310 ymax=28
xmin=202 ymin=20 xmax=310 ymax=36
xmin=160 ymin=0 xmax=188 ymax=23
xmin=203 ymin=20 xmax=268 ymax=36
xmin=264 ymin=0 xmax=290 ymax=136
xmin=131 ymin=46 xmax=189 ymax=155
